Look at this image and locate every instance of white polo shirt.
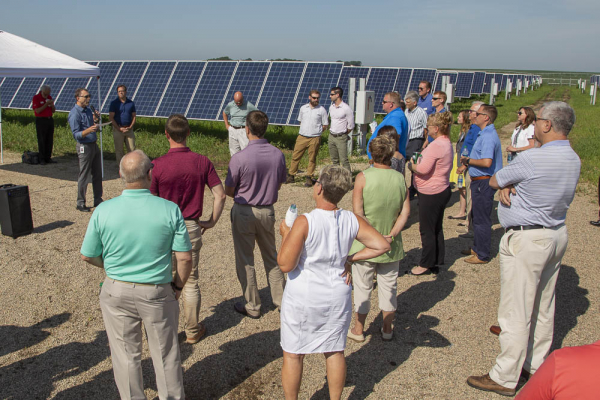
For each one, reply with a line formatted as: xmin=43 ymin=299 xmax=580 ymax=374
xmin=298 ymin=104 xmax=328 ymax=137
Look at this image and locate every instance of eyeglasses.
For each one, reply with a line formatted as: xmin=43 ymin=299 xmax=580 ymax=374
xmin=432 ymin=97 xmax=441 ymax=100
xmin=517 ymin=111 xmax=523 ymax=115
xmin=311 ymin=96 xmax=320 ymax=100
xmin=474 ymin=111 xmax=489 ymax=118
xmin=330 ymin=93 xmax=337 ymax=96
xmin=418 ymin=87 xmax=426 ymax=91
xmin=79 ymin=95 xmax=91 ymax=99
xmin=382 ymin=100 xmax=392 ymax=104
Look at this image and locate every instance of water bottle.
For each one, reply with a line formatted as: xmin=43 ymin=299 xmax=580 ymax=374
xmin=285 ymin=204 xmax=298 ymax=227
xmin=461 ymin=147 xmax=469 ymax=158
xmin=99 ymin=281 xmax=103 ymax=295
xmin=412 ymin=151 xmax=422 ymax=164
xmin=507 ymin=152 xmax=514 ymax=163
xmin=457 ymin=174 xmax=464 ymax=188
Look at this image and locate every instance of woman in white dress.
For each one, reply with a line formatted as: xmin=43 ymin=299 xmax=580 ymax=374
xmin=277 ymin=165 xmax=390 ymax=400
xmin=506 ymin=107 xmax=536 ymax=162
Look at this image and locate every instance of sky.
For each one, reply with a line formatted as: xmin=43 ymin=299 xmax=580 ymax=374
xmin=1 ymin=0 xmax=599 ymax=73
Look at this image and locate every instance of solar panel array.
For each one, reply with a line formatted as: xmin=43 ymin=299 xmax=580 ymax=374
xmin=0 ymin=60 xmax=544 ymax=124
xmin=590 ymin=75 xmax=600 ymax=86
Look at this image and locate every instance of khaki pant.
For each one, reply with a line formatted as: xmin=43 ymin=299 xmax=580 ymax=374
xmin=352 ymin=260 xmax=399 ymax=314
xmin=228 ymin=126 xmax=249 ymax=156
xmin=231 ymin=203 xmax=285 ymax=317
xmin=172 ymin=219 xmax=203 ymax=338
xmin=289 ymin=135 xmax=321 ymax=177
xmin=113 ymin=126 xmax=136 ymax=167
xmin=328 ymin=133 xmax=351 ymax=172
xmin=100 ymin=278 xmax=184 ymax=400
xmin=489 ymin=225 xmax=568 ymax=389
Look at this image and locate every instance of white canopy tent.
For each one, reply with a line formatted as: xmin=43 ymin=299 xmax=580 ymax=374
xmin=0 ymin=30 xmax=101 ymax=169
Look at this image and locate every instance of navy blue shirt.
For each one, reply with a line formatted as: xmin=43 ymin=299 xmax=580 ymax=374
xmin=367 ymin=107 xmax=409 ymax=158
xmin=109 ymin=98 xmax=136 ymax=126
xmin=68 ymin=105 xmax=97 ymax=143
xmin=461 ymin=124 xmax=482 ymax=156
xmin=418 ymin=93 xmax=434 ymax=115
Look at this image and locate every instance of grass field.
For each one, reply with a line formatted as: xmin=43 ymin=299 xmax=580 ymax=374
xmin=2 ymin=84 xmax=596 ymax=185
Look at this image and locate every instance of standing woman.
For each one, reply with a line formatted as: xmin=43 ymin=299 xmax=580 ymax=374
xmin=278 ymin=165 xmax=390 ymax=400
xmin=377 ymin=126 xmax=405 ymax=174
xmin=448 ymin=110 xmax=471 ymax=219
xmin=406 ymin=112 xmax=454 ymax=275
xmin=506 ymin=107 xmax=536 ymax=162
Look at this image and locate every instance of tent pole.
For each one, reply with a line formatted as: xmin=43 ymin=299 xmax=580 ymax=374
xmin=1 ymin=89 xmax=3 ymax=164
xmin=97 ymin=76 xmax=103 ymax=178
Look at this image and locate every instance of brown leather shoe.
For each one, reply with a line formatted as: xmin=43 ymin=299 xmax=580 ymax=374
xmin=186 ymin=323 xmax=207 ymax=344
xmin=490 ymin=325 xmax=501 ymax=336
xmin=464 ymin=255 xmax=489 ymax=264
xmin=285 ymin=174 xmax=295 ymax=184
xmin=461 ymin=248 xmax=476 ymax=256
xmin=304 ymin=176 xmax=314 ymax=187
xmin=467 ymin=373 xmax=515 ymax=397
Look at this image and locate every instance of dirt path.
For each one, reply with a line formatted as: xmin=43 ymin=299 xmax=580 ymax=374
xmin=0 ymin=99 xmax=598 ymax=399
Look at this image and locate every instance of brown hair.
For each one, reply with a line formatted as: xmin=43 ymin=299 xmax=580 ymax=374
xmin=369 ymin=135 xmax=396 ymax=166
xmin=309 ymin=89 xmax=320 ymax=97
xmin=433 ymin=91 xmax=447 ymax=103
xmin=420 ymin=80 xmax=432 ymax=90
xmin=165 ymin=114 xmax=190 ymax=143
xmin=516 ymin=107 xmax=536 ymax=129
xmin=246 ymin=110 xmax=269 ymax=138
xmin=74 ymin=87 xmax=88 ymax=99
xmin=318 ymin=165 xmax=353 ymax=204
xmin=427 ymin=111 xmax=453 ymax=136
xmin=459 ymin=110 xmax=471 ymax=134
xmin=117 ymin=85 xmax=127 ymax=92
xmin=377 ymin=125 xmax=400 ymax=152
xmin=480 ymin=104 xmax=498 ymax=123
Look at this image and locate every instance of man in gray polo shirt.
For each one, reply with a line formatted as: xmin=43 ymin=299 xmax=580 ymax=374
xmin=223 ymin=91 xmax=258 ymax=156
xmin=225 ymin=110 xmax=287 ymax=319
xmin=467 ymin=102 xmax=580 ymax=397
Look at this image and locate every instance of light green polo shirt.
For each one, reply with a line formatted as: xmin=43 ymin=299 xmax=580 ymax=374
xmin=80 ymin=189 xmax=191 ymax=284
xmin=223 ymin=100 xmax=257 ymax=127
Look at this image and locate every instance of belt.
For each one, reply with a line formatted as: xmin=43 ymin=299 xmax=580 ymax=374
xmin=230 ymin=125 xmax=245 ymax=129
xmin=471 ymin=175 xmax=491 ymax=181
xmin=113 ymin=279 xmax=157 ymax=286
xmin=506 ymin=223 xmax=563 ymax=232
xmin=330 ymin=132 xmax=347 ymax=137
xmin=299 ymin=134 xmax=320 ymax=138
xmin=36 ymin=116 xmax=53 ymax=119
xmin=409 ymin=137 xmax=424 ymax=141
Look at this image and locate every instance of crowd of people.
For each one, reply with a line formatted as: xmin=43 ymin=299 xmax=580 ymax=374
xmin=26 ymin=80 xmax=593 ymax=398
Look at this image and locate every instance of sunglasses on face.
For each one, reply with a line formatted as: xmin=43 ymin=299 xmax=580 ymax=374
xmin=432 ymin=97 xmax=441 ymax=100
xmin=79 ymin=95 xmax=91 ymax=99
xmin=517 ymin=111 xmax=523 ymax=115
xmin=311 ymin=96 xmax=320 ymax=100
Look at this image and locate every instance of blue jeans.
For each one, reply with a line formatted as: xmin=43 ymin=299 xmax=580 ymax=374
xmin=470 ymin=178 xmax=496 ymax=261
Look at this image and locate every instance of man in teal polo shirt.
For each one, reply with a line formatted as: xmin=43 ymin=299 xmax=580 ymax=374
xmin=81 ymin=150 xmax=192 ymax=400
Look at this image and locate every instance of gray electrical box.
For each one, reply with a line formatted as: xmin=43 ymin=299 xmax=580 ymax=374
xmin=355 ymin=91 xmax=375 ymax=124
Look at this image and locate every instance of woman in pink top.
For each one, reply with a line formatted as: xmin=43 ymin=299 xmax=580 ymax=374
xmin=406 ymin=112 xmax=454 ymax=275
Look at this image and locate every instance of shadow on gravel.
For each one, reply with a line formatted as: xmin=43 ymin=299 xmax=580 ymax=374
xmin=34 ymin=220 xmax=74 ymax=234
xmin=312 ymin=272 xmax=456 ymax=399
xmin=552 ymin=264 xmax=589 ymax=350
xmin=0 ymin=312 xmax=71 ymax=358
xmin=0 ymin=330 xmax=112 ymax=400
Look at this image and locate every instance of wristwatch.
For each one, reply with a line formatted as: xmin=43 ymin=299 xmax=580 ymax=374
xmin=171 ymin=282 xmax=183 ymax=291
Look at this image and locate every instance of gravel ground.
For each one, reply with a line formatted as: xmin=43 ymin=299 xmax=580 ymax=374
xmin=0 ymin=121 xmax=598 ymax=399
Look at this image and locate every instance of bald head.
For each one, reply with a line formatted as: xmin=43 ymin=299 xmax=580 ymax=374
xmin=233 ymin=92 xmax=244 ymax=106
xmin=120 ymin=150 xmax=152 ymax=185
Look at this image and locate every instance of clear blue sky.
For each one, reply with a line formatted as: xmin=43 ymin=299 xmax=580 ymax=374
xmin=1 ymin=0 xmax=598 ymax=72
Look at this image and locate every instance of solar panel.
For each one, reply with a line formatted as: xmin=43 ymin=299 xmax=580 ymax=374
xmin=482 ymin=73 xmax=494 ymax=94
xmin=336 ymin=66 xmax=370 ymax=104
xmin=8 ymin=78 xmax=43 ymax=108
xmin=186 ymin=61 xmax=237 ymax=120
xmin=217 ymin=61 xmax=270 ymax=121
xmin=455 ymin=72 xmax=475 ymax=98
xmin=54 ymin=76 xmax=93 ymax=112
xmin=102 ymin=61 xmax=148 ymax=113
xmin=256 ymin=62 xmax=306 ymax=125
xmin=434 ymin=71 xmax=458 ymax=92
xmin=41 ymin=78 xmax=67 ymax=103
xmin=133 ymin=61 xmax=176 ymax=117
xmin=155 ymin=61 xmax=205 ymax=118
xmin=366 ymin=68 xmax=399 ymax=114
xmin=0 ymin=77 xmax=24 ymax=107
xmin=394 ymin=68 xmax=413 ymax=99
xmin=408 ymin=69 xmax=437 ymax=92
xmin=288 ymin=62 xmax=343 ymax=124
xmin=494 ymin=74 xmax=504 ymax=91
xmin=92 ymin=61 xmax=121 ymax=111
xmin=471 ymin=72 xmax=486 ymax=94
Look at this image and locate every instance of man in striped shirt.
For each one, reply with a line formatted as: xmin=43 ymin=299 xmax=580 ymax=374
xmin=467 ymin=102 xmax=580 ymax=397
xmin=404 ymin=91 xmax=428 ymax=198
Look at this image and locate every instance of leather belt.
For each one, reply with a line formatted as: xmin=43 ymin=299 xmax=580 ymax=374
xmin=471 ymin=175 xmax=491 ymax=181
xmin=330 ymin=132 xmax=347 ymax=137
xmin=230 ymin=125 xmax=245 ymax=129
xmin=506 ymin=224 xmax=545 ymax=232
xmin=409 ymin=137 xmax=424 ymax=141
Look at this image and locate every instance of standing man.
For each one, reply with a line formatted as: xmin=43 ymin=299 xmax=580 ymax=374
xmin=223 ymin=91 xmax=258 ymax=156
xmin=109 ymin=85 xmax=137 ymax=167
xmin=404 ymin=90 xmax=428 ymax=197
xmin=460 ymin=104 xmax=503 ymax=264
xmin=417 ymin=81 xmax=434 ymax=115
xmin=151 ymin=114 xmax=226 ymax=344
xmin=68 ymin=88 xmax=103 ymax=212
xmin=81 ymin=150 xmax=192 ymax=400
xmin=467 ymin=102 xmax=580 ymax=397
xmin=32 ymin=84 xmax=56 ymax=165
xmin=327 ymin=86 xmax=355 ymax=172
xmin=367 ymin=92 xmax=409 ymax=161
xmin=286 ymin=90 xmax=328 ymax=187
xmin=225 ymin=110 xmax=287 ymax=319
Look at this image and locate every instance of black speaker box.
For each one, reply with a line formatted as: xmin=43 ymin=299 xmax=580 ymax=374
xmin=0 ymin=184 xmax=34 ymax=238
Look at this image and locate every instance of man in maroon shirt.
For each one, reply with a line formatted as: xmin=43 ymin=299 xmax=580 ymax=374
xmin=225 ymin=110 xmax=287 ymax=319
xmin=32 ymin=84 xmax=56 ymax=164
xmin=151 ymin=114 xmax=226 ymax=344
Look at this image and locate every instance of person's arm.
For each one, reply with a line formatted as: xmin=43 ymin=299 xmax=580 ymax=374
xmin=385 ymin=193 xmax=410 ymax=242
xmin=109 ymin=111 xmax=120 ymax=130
xmin=81 ymin=255 xmax=104 ymax=268
xmin=346 ymin=105 xmax=355 ymax=133
xmin=460 ymin=157 xmax=492 ymax=168
xmin=321 ymin=107 xmax=328 ymax=132
xmin=225 ymin=185 xmax=235 ymax=198
xmin=172 ymin=251 xmax=192 ymax=300
xmin=409 ymin=150 xmax=437 ymax=175
xmin=347 ymin=215 xmax=391 ymax=263
xmin=33 ymin=98 xmax=54 ymax=114
xmin=277 ymin=216 xmax=309 ymax=273
xmin=126 ymin=112 xmax=136 ymax=131
xmin=224 ymin=164 xmax=238 ymax=198
xmin=352 ymin=172 xmax=366 ymax=218
xmin=199 ymin=183 xmax=226 ymax=234
xmin=513 ymin=138 xmax=535 ymax=152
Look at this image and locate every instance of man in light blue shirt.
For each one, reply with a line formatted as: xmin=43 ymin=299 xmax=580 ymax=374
xmin=367 ymin=91 xmax=409 ymax=159
xmin=417 ymin=81 xmax=434 ymax=115
xmin=467 ymin=102 xmax=580 ymax=397
xmin=460 ymin=104 xmax=503 ymax=263
xmin=81 ymin=150 xmax=192 ymax=400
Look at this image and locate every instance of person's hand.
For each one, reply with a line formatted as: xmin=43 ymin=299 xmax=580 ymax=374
xmin=383 ymin=235 xmax=394 ymax=244
xmin=341 ymin=261 xmax=352 ymax=286
xmin=199 ymin=219 xmax=216 ymax=235
xmin=456 ymin=165 xmax=466 ymax=174
xmin=279 ymin=220 xmax=291 ymax=237
xmin=368 ymin=159 xmax=374 ymax=165
xmin=406 ymin=161 xmax=413 ymax=172
xmin=498 ymin=186 xmax=516 ymax=206
xmin=89 ymin=124 xmax=99 ymax=132
xmin=225 ymin=124 xmax=230 ymax=130
xmin=46 ymin=99 xmax=54 ymax=105
xmin=460 ymin=156 xmax=469 ymax=165
xmin=506 ymin=145 xmax=516 ymax=153
xmin=174 ymin=289 xmax=182 ymax=300
xmin=120 ymin=127 xmax=127 ymax=132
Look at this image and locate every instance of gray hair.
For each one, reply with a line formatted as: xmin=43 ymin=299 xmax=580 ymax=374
xmin=318 ymin=165 xmax=353 ymax=204
xmin=404 ymin=91 xmax=419 ymax=103
xmin=539 ymin=101 xmax=576 ymax=136
xmin=472 ymin=101 xmax=484 ymax=108
xmin=40 ymin=84 xmax=51 ymax=92
xmin=120 ymin=150 xmax=152 ymax=183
